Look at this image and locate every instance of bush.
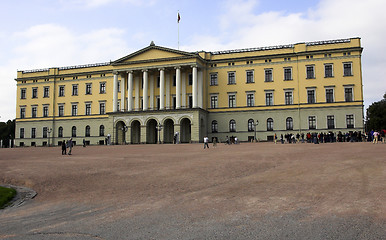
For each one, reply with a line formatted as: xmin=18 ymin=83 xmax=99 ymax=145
xmin=0 ymin=186 xmax=17 ymax=209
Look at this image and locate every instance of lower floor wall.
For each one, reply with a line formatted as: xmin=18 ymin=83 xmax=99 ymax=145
xmin=14 ymin=106 xmax=364 ymax=146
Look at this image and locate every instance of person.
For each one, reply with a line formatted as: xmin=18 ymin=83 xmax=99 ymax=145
xmin=234 ymin=137 xmax=238 ymax=144
xmin=373 ymin=131 xmax=379 ymax=144
xmin=61 ymin=140 xmax=66 ymax=155
xmin=83 ymin=138 xmax=86 ymax=147
xmin=204 ymin=136 xmax=209 ymax=149
xmin=225 ymin=136 xmax=230 ymax=145
xmin=280 ymin=134 xmax=284 ymax=144
xmin=68 ymin=138 xmax=73 ymax=155
xmin=213 ymin=137 xmax=217 ymax=148
xmin=274 ymin=133 xmax=277 ymax=144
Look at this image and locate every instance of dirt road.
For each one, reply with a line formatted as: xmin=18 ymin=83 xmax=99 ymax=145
xmin=0 ymin=142 xmax=385 ymax=239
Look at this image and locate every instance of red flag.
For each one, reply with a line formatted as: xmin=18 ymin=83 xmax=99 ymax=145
xmin=177 ymin=13 xmax=181 ymax=23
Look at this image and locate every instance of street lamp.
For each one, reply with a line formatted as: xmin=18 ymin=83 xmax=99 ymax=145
xmin=47 ymin=128 xmax=52 ymax=147
xmin=254 ymin=120 xmax=259 ymax=142
xmin=156 ymin=123 xmax=163 ymax=144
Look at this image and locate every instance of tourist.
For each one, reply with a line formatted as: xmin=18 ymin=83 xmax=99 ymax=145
xmin=61 ymin=140 xmax=66 ymax=155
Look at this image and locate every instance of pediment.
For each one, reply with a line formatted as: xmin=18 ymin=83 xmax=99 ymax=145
xmin=112 ymin=43 xmax=198 ymax=65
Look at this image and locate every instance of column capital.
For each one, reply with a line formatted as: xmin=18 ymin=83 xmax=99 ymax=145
xmin=158 ymin=68 xmax=165 ymax=71
xmin=127 ymin=70 xmax=133 ymax=74
xmin=174 ymin=66 xmax=181 ymax=70
xmin=113 ymin=71 xmax=119 ymax=75
xmin=142 ymin=69 xmax=148 ymax=73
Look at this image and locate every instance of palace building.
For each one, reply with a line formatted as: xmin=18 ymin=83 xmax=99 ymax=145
xmin=15 ymin=38 xmax=364 ymax=146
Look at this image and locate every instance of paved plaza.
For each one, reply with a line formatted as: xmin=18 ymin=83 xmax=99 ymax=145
xmin=0 ymin=142 xmax=385 ymax=239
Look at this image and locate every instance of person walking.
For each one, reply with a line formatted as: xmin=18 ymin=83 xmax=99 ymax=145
xmin=68 ymin=138 xmax=73 ymax=155
xmin=274 ymin=133 xmax=277 ymax=144
xmin=373 ymin=131 xmax=379 ymax=144
xmin=61 ymin=140 xmax=66 ymax=155
xmin=204 ymin=136 xmax=209 ymax=149
xmin=213 ymin=137 xmax=217 ymax=148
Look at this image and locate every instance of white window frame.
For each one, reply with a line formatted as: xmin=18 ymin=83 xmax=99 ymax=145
xmin=265 ymin=91 xmax=274 ymax=106
xmin=325 ymin=87 xmax=335 ymax=103
xmin=284 ymin=90 xmax=293 ymax=105
xmin=228 ymin=71 xmax=236 ymax=85
xmin=324 ymin=63 xmax=334 ymax=78
xmin=246 ymin=70 xmax=254 ymax=83
xmin=284 ymin=67 xmax=292 ymax=81
xmin=306 ymin=65 xmax=315 ymax=79
xmin=265 ymin=69 xmax=273 ymax=82
xmin=343 ymin=62 xmax=353 ymax=76
xmin=246 ymin=91 xmax=255 ymax=107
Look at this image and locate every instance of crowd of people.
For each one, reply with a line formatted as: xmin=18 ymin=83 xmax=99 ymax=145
xmin=275 ymin=130 xmax=386 ymax=144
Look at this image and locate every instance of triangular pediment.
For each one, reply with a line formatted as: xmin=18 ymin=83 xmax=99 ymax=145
xmin=112 ymin=43 xmax=198 ymax=65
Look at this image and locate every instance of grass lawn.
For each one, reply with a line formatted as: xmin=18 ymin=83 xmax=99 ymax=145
xmin=0 ymin=186 xmax=16 ymax=209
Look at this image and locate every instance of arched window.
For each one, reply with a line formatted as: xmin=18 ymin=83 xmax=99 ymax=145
xmin=248 ymin=119 xmax=254 ymax=132
xmin=229 ymin=119 xmax=236 ymax=132
xmin=72 ymin=126 xmax=77 ymax=137
xmin=99 ymin=125 xmax=105 ymax=136
xmin=267 ymin=118 xmax=274 ymax=131
xmin=211 ymin=120 xmax=218 ymax=133
xmin=85 ymin=125 xmax=91 ymax=137
xmin=286 ymin=117 xmax=293 ymax=130
xmin=58 ymin=126 xmax=63 ymax=138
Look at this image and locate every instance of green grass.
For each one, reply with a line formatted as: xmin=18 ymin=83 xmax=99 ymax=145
xmin=0 ymin=186 xmax=17 ymax=209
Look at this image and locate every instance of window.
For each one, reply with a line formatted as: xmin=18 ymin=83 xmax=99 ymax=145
xmin=20 ymin=107 xmax=26 ymax=119
xmin=248 ymin=119 xmax=254 ymax=132
xmin=59 ymin=86 xmax=65 ymax=97
xmin=85 ymin=103 xmax=91 ymax=115
xmin=246 ymin=70 xmax=254 ymax=83
xmin=85 ymin=125 xmax=91 ymax=137
xmin=284 ymin=67 xmax=292 ymax=80
xmin=345 ymin=88 xmax=353 ymax=102
xmin=267 ymin=118 xmax=274 ymax=131
xmin=21 ymin=88 xmax=26 ymax=99
xmin=286 ymin=117 xmax=293 ymax=130
xmin=58 ymin=105 xmax=64 ymax=117
xmin=86 ymin=83 xmax=92 ymax=95
xmin=307 ymin=89 xmax=316 ymax=104
xmin=308 ymin=116 xmax=316 ymax=129
xmin=31 ymin=128 xmax=36 ymax=139
xmin=43 ymin=87 xmax=49 ymax=98
xmin=100 ymin=82 xmax=106 ymax=94
xmin=72 ymin=126 xmax=77 ymax=137
xmin=327 ymin=115 xmax=335 ymax=129
xmin=20 ymin=128 xmax=24 ymax=139
xmin=72 ymin=104 xmax=78 ymax=116
xmin=99 ymin=125 xmax=105 ymax=136
xmin=210 ymin=73 xmax=218 ymax=86
xmin=32 ymin=88 xmax=38 ymax=98
xmin=99 ymin=102 xmax=106 ymax=115
xmin=211 ymin=120 xmax=218 ymax=133
xmin=346 ymin=115 xmax=354 ymax=128
xmin=58 ymin=127 xmax=63 ymax=138
xmin=229 ymin=119 xmax=236 ymax=132
xmin=228 ymin=94 xmax=236 ymax=108
xmin=326 ymin=88 xmax=334 ymax=103
xmin=325 ymin=64 xmax=333 ymax=78
xmin=228 ymin=72 xmax=236 ymax=84
xmin=246 ymin=93 xmax=254 ymax=107
xmin=285 ymin=91 xmax=293 ymax=105
xmin=43 ymin=106 xmax=49 ymax=117
xmin=265 ymin=69 xmax=273 ymax=82
xmin=72 ymin=84 xmax=78 ymax=96
xmin=306 ymin=65 xmax=315 ymax=79
xmin=43 ymin=127 xmax=48 ymax=138
xmin=31 ymin=106 xmax=37 ymax=118
xmin=265 ymin=92 xmax=273 ymax=106
xmin=210 ymin=95 xmax=218 ymax=109
xmin=343 ymin=62 xmax=352 ymax=76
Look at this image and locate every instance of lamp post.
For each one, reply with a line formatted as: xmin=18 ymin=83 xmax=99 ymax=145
xmin=156 ymin=123 xmax=163 ymax=144
xmin=48 ymin=128 xmax=52 ymax=147
xmin=254 ymin=120 xmax=259 ymax=142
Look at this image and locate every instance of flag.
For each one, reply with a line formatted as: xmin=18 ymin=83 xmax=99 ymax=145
xmin=177 ymin=13 xmax=181 ymax=23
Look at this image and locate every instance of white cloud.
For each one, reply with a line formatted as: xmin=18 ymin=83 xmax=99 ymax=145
xmin=60 ymin=0 xmax=157 ymax=8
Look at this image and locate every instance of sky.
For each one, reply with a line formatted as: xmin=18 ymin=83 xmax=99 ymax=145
xmin=0 ymin=0 xmax=385 ymax=121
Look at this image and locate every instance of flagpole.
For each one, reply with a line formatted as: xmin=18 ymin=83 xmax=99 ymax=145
xmin=177 ymin=11 xmax=180 ymax=50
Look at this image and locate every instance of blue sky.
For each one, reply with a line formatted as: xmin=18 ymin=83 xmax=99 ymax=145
xmin=1 ymin=0 xmax=385 ymax=121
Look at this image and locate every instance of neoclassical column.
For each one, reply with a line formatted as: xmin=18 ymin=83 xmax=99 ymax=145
xmin=113 ymin=72 xmax=118 ymax=112
xmin=121 ymin=73 xmax=126 ymax=111
xmin=149 ymin=74 xmax=154 ymax=110
xmin=198 ymin=70 xmax=203 ymax=108
xmin=159 ymin=68 xmax=165 ymax=110
xmin=135 ymin=75 xmax=139 ymax=111
xmin=192 ymin=66 xmax=198 ymax=108
xmin=166 ymin=72 xmax=170 ymax=109
xmin=181 ymin=72 xmax=186 ymax=108
xmin=143 ymin=69 xmax=148 ymax=111
xmin=175 ymin=66 xmax=181 ymax=109
xmin=127 ymin=71 xmax=133 ymax=111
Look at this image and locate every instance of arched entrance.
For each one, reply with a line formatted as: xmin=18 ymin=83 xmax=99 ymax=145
xmin=116 ymin=121 xmax=126 ymax=145
xmin=146 ymin=119 xmax=158 ymax=144
xmin=131 ymin=120 xmax=141 ymax=144
xmin=180 ymin=118 xmax=191 ymax=143
xmin=163 ymin=119 xmax=174 ymax=144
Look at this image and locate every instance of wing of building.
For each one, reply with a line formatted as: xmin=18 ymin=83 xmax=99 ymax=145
xmin=15 ymin=38 xmax=364 ymax=146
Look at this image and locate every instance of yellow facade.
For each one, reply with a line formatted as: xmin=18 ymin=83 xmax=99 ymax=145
xmin=15 ymin=38 xmax=364 ymax=146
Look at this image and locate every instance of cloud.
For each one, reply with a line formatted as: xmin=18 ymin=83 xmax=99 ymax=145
xmin=60 ymin=0 xmax=157 ymax=8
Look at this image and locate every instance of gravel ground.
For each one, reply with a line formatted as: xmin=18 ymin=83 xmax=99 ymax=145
xmin=0 ymin=142 xmax=385 ymax=239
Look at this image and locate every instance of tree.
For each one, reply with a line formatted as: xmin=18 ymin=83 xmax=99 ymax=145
xmin=0 ymin=119 xmax=15 ymax=147
xmin=365 ymin=93 xmax=386 ymax=131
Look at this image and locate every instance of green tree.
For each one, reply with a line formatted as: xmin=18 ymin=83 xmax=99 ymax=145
xmin=0 ymin=119 xmax=15 ymax=147
xmin=365 ymin=93 xmax=386 ymax=131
